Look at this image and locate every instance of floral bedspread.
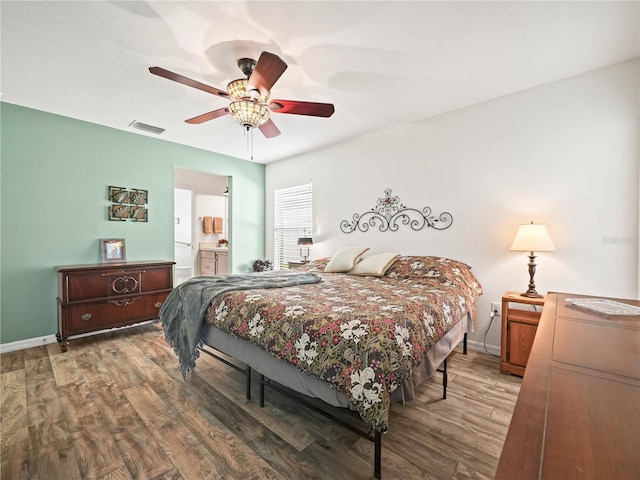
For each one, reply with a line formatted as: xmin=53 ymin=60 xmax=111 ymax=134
xmin=205 ymin=256 xmax=482 ymax=432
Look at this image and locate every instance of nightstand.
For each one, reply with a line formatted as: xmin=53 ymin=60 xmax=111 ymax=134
xmin=500 ymin=291 xmax=545 ymax=376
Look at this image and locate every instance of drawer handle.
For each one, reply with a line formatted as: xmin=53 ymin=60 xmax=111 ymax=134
xmin=112 ymin=276 xmax=139 ymax=294
xmin=108 ymin=297 xmax=141 ymax=307
xmin=80 ymin=313 xmax=92 ymax=321
xmin=154 ymin=301 xmax=163 ymax=308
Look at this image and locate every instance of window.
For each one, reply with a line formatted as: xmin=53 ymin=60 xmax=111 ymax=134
xmin=274 ymin=183 xmax=312 ymax=269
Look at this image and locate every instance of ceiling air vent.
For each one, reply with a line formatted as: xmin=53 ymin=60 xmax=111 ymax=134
xmin=129 ymin=121 xmax=165 ymax=135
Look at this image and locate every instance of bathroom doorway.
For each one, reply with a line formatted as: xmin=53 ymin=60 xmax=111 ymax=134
xmin=174 ymin=168 xmax=229 ymax=285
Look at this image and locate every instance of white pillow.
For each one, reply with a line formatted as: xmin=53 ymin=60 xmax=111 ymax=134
xmin=348 ymin=252 xmax=400 ymax=276
xmin=324 ymin=247 xmax=370 ymax=273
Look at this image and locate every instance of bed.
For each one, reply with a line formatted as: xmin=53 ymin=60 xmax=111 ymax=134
xmin=160 ymin=254 xmax=483 ymax=478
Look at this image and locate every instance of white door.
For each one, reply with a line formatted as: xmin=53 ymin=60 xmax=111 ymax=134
xmin=174 ymin=188 xmax=193 ymax=285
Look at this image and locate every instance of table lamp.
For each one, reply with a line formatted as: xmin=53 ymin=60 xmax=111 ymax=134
xmin=510 ymin=222 xmax=555 ymax=298
xmin=297 ymin=236 xmax=313 ymax=262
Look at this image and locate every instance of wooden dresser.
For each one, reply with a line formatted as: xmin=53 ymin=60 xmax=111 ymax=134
xmin=56 ymin=260 xmax=174 ymax=351
xmin=495 ymin=292 xmax=640 ymax=479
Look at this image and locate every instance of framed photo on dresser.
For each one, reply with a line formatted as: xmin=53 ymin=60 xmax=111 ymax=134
xmin=100 ymin=238 xmax=126 ymax=263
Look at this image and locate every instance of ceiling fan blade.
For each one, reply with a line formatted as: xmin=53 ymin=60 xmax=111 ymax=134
xmin=269 ymin=99 xmax=335 ymax=118
xmin=185 ymin=107 xmax=230 ymax=124
xmin=149 ymin=67 xmax=229 ymax=99
xmin=247 ymin=52 xmax=287 ymax=97
xmin=258 ymin=118 xmax=281 ymax=138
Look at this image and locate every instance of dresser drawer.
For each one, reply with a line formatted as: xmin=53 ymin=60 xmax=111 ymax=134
xmin=65 ymin=292 xmax=168 ymax=335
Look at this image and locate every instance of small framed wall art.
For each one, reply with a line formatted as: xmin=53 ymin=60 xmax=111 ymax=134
xmin=129 ymin=206 xmax=148 ymax=222
xmin=108 ymin=186 xmax=148 ymax=222
xmin=101 ymin=238 xmax=126 ymax=263
xmin=129 ymin=188 xmax=148 ymax=205
xmin=109 ymin=204 xmax=129 ymax=221
xmin=109 ymin=186 xmax=130 ymax=204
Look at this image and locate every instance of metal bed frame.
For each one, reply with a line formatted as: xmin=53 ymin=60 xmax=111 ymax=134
xmin=198 ymin=332 xmax=467 ymax=479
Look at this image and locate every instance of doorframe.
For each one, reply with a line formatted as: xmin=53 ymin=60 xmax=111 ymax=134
xmin=173 ymin=185 xmax=196 ymax=284
xmin=174 ymin=167 xmax=231 ymax=277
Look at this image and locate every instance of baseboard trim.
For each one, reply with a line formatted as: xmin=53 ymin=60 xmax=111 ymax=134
xmin=0 ymin=334 xmax=58 ymax=354
xmin=1 ymin=323 xmax=498 ymax=358
xmin=0 ymin=321 xmax=157 ymax=354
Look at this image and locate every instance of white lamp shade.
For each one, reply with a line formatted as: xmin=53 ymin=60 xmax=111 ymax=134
xmin=510 ymin=223 xmax=556 ymax=252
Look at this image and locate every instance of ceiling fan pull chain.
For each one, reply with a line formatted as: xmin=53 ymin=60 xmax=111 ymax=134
xmin=250 ymin=127 xmax=255 ymax=161
xmin=243 ymin=125 xmax=255 ymax=161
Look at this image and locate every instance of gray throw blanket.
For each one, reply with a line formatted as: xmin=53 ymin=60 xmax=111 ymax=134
xmin=160 ymin=272 xmax=321 ymax=378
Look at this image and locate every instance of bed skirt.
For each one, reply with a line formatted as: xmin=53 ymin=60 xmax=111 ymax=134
xmin=202 ymin=311 xmax=473 ymax=409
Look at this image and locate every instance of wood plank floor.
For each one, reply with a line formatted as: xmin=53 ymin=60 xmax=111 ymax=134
xmin=1 ymin=322 xmax=520 ymax=480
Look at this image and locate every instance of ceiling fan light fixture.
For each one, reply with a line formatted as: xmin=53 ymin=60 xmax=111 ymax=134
xmin=150 ymin=51 xmax=334 ymax=141
xmin=228 ymin=100 xmax=269 ymax=128
xmin=227 ymin=78 xmax=270 ymax=103
xmin=227 ymin=79 xmax=248 ymax=100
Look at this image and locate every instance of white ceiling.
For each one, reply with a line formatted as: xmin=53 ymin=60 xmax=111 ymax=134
xmin=1 ymin=1 xmax=638 ymax=164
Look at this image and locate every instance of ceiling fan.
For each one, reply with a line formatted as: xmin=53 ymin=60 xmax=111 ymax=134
xmin=149 ymin=51 xmax=335 ymax=139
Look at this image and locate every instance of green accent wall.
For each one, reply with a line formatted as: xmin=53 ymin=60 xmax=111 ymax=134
xmin=0 ymin=102 xmax=265 ymax=344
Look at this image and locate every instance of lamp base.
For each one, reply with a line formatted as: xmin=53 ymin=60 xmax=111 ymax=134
xmin=520 ymin=288 xmax=543 ymax=298
xmin=521 ymin=253 xmax=543 ymax=298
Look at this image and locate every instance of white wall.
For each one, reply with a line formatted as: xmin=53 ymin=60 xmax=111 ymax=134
xmin=266 ymin=60 xmax=639 ymax=354
xmin=196 ymin=194 xmax=227 ymax=243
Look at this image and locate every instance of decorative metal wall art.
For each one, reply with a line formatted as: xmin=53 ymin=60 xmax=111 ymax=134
xmin=340 ymin=188 xmax=453 ymax=233
xmin=108 ymin=186 xmax=148 ymax=222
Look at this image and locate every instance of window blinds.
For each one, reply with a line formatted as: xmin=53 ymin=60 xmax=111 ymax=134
xmin=273 ymin=183 xmax=312 ymax=269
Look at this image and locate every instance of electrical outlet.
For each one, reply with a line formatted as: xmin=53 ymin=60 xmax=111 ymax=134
xmin=491 ymin=302 xmax=501 ymax=316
